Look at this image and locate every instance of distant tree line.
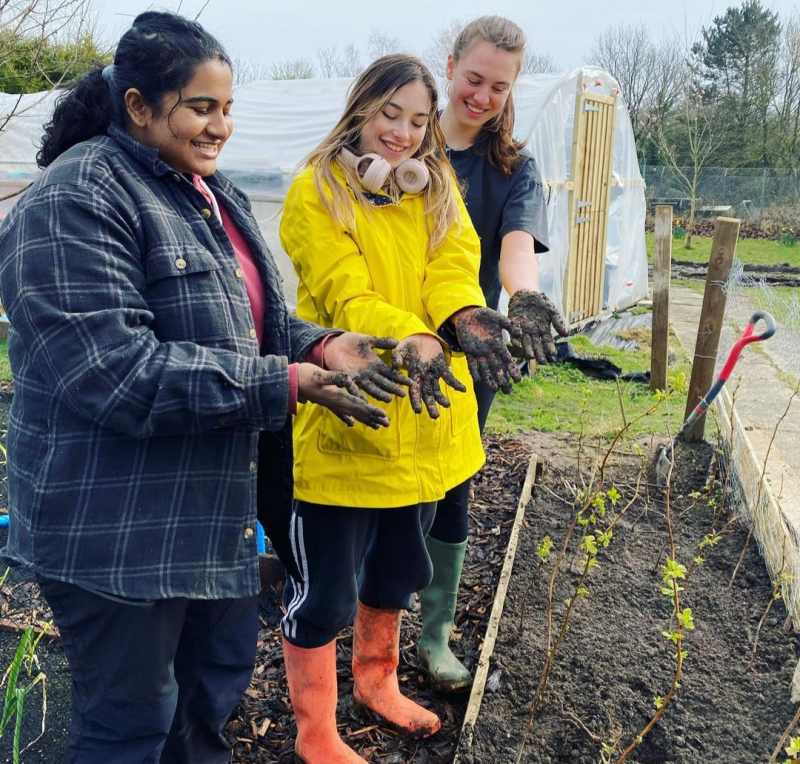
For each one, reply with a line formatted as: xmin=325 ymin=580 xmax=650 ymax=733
xmin=6 ymin=0 xmax=800 ymax=180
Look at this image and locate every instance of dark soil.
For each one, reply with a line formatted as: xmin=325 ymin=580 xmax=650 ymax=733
xmin=459 ymin=438 xmax=800 ymax=764
xmin=2 ymin=409 xmax=798 ymax=764
xmin=665 ymin=259 xmax=800 ymax=286
xmin=645 ymin=218 xmax=783 ymax=240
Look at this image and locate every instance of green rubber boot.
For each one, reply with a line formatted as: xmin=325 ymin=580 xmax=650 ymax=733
xmin=418 ymin=537 xmax=473 ymax=693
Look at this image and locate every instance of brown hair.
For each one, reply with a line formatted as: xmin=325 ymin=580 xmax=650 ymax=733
xmin=303 ymin=54 xmax=459 ymax=252
xmin=452 ymin=16 xmax=526 ymax=176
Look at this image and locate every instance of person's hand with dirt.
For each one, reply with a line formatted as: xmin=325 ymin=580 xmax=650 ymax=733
xmin=297 ymin=364 xmax=391 ymax=429
xmin=507 ymin=290 xmax=569 ymax=364
xmin=451 ymin=306 xmax=522 ymax=394
xmin=391 ymin=334 xmax=466 ymax=419
xmin=322 ymin=333 xmax=411 ymax=403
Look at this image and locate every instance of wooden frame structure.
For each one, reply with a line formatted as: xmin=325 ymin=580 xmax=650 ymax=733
xmin=563 ymin=85 xmax=618 ymax=325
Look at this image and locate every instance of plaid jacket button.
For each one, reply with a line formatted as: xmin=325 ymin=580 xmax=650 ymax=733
xmin=175 ymin=258 xmax=187 ymax=270
xmin=249 ymin=328 xmax=257 ymax=339
xmin=171 ymin=174 xmax=181 ymax=183
xmin=243 ymin=527 xmax=254 ymax=539
xmin=200 ymin=208 xmax=212 ymax=219
xmin=234 ymin=268 xmax=243 ymax=279
xmin=249 ymin=461 xmax=257 ymax=472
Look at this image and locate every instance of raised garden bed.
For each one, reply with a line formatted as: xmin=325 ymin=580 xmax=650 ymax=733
xmin=458 ymin=438 xmax=800 ymax=764
xmin=2 ymin=427 xmax=799 ymax=764
xmin=0 ymin=436 xmax=530 ymax=764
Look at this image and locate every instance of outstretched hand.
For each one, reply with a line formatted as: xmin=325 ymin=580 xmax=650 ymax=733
xmin=297 ymin=364 xmax=390 ymax=429
xmin=507 ymin=290 xmax=569 ymax=364
xmin=391 ymin=334 xmax=466 ymax=419
xmin=323 ymin=333 xmax=410 ymax=402
xmin=451 ymin=306 xmax=522 ymax=394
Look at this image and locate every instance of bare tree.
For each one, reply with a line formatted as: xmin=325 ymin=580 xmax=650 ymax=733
xmin=316 ymin=45 xmax=340 ymax=78
xmin=521 ymin=51 xmax=560 ymax=74
xmin=589 ymin=23 xmax=683 ymax=146
xmin=771 ymin=13 xmax=800 ymax=167
xmin=339 ymin=43 xmax=362 ymax=77
xmin=315 ymin=43 xmax=362 ymax=78
xmin=269 ymin=57 xmax=315 ymax=81
xmin=230 ymin=55 xmax=271 ymax=87
xmin=649 ymin=69 xmax=725 ymax=248
xmin=367 ymin=29 xmax=403 ymax=60
xmin=0 ymin=0 xmax=98 ymax=136
xmin=421 ymin=17 xmax=468 ymax=76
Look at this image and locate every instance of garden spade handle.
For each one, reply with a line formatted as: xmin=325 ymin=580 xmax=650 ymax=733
xmin=678 ymin=310 xmax=776 ymax=439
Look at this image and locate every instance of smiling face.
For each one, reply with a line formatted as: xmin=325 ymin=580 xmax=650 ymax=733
xmin=445 ymin=40 xmax=521 ymax=142
xmin=125 ymin=59 xmax=234 ymax=176
xmin=357 ymin=81 xmax=431 ymax=170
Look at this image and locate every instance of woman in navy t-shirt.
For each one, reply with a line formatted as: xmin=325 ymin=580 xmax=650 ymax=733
xmin=418 ymin=15 xmax=569 ymax=693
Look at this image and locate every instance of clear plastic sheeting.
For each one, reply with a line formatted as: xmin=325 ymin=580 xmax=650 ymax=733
xmin=0 ymin=68 xmax=647 ymax=314
xmin=503 ymin=67 xmax=648 ymax=318
xmin=580 ymin=310 xmax=652 ymax=351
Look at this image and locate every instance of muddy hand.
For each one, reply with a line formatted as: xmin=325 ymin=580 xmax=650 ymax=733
xmin=323 ymin=333 xmax=410 ymax=402
xmin=507 ymin=290 xmax=569 ymax=365
xmin=452 ymin=306 xmax=522 ymax=394
xmin=391 ymin=334 xmax=466 ymax=419
xmin=297 ymin=363 xmax=390 ymax=429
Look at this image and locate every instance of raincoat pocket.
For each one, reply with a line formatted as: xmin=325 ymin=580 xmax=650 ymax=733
xmin=317 ymin=397 xmax=401 ymax=461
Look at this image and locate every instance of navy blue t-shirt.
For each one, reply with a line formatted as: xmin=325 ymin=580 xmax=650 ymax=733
xmin=447 ymin=138 xmax=550 ymax=310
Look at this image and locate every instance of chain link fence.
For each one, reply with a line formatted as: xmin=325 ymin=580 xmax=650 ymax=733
xmin=643 ymin=165 xmax=800 ymax=222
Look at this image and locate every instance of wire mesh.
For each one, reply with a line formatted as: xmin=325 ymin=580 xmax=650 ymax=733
xmin=644 ymin=166 xmax=800 ymax=220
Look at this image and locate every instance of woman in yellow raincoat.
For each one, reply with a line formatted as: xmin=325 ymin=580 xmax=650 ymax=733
xmin=278 ymin=54 xmax=521 ymax=764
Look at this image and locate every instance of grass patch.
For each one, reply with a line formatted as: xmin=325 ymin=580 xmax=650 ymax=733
xmin=0 ymin=339 xmax=11 ymax=383
xmin=486 ymin=334 xmax=692 ymax=439
xmin=672 ymin=278 xmax=705 ymax=295
xmin=646 ymin=232 xmax=800 ymax=267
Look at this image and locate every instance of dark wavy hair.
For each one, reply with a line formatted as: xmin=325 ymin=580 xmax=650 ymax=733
xmin=37 ymin=11 xmax=231 ymax=168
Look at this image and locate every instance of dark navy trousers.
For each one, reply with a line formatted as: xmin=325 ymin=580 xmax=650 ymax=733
xmin=281 ymin=500 xmax=437 ymax=648
xmin=37 ymin=576 xmax=258 ymax=764
xmin=428 ymin=380 xmax=496 ymax=544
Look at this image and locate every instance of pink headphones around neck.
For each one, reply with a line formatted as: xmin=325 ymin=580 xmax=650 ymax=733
xmin=339 ymin=148 xmax=430 ymax=194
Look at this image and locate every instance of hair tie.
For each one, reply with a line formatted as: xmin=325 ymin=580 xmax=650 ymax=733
xmin=101 ymin=65 xmax=116 ymax=88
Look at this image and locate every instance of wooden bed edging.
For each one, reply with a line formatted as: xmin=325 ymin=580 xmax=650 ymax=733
xmin=716 ymin=388 xmax=800 ymax=630
xmin=453 ymin=452 xmax=539 ymax=761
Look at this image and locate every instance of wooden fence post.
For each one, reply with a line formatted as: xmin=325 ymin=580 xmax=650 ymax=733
xmin=651 ymin=206 xmax=672 ymax=392
xmin=682 ymin=217 xmax=740 ymax=443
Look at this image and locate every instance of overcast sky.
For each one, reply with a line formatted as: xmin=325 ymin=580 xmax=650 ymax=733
xmin=94 ymin=0 xmax=800 ymax=73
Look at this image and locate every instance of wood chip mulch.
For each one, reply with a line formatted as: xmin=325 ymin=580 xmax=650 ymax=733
xmin=225 ymin=435 xmax=532 ymax=764
xmin=0 ymin=435 xmax=531 ymax=763
xmin=0 ymin=568 xmax=57 ymax=639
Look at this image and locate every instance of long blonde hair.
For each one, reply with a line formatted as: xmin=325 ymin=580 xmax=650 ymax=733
xmin=452 ymin=16 xmax=526 ymax=176
xmin=304 ymin=54 xmax=459 ymax=252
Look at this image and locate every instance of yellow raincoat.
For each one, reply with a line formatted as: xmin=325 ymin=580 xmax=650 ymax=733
xmin=280 ymin=165 xmax=486 ymax=508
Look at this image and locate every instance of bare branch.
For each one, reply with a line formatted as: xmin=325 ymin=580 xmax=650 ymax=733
xmin=421 ymin=17 xmax=469 ymax=77
xmin=520 ymin=51 xmax=560 ymax=75
xmin=366 ymin=29 xmax=403 ymax=60
xmin=269 ymin=57 xmax=315 ymax=81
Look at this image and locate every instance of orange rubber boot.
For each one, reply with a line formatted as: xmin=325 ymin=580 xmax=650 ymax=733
xmin=352 ymin=603 xmax=441 ymax=738
xmin=283 ymin=639 xmax=368 ymax=764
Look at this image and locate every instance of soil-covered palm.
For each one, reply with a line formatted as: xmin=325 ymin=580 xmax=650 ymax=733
xmin=507 ymin=290 xmax=569 ymax=365
xmin=452 ymin=306 xmax=521 ymax=393
xmin=391 ymin=334 xmax=465 ymax=419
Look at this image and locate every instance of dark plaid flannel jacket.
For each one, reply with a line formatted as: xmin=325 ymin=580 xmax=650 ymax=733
xmin=0 ymin=124 xmax=331 ymax=599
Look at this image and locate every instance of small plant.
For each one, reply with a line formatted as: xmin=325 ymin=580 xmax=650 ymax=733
xmin=0 ymin=595 xmax=49 ymax=764
xmin=783 ymin=736 xmax=800 ymax=763
xmin=780 ymin=227 xmax=798 ymax=247
xmin=673 ymin=218 xmax=686 ymax=240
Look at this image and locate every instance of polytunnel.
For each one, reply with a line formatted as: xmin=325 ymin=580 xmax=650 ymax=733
xmin=0 ymin=66 xmax=647 ymax=322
